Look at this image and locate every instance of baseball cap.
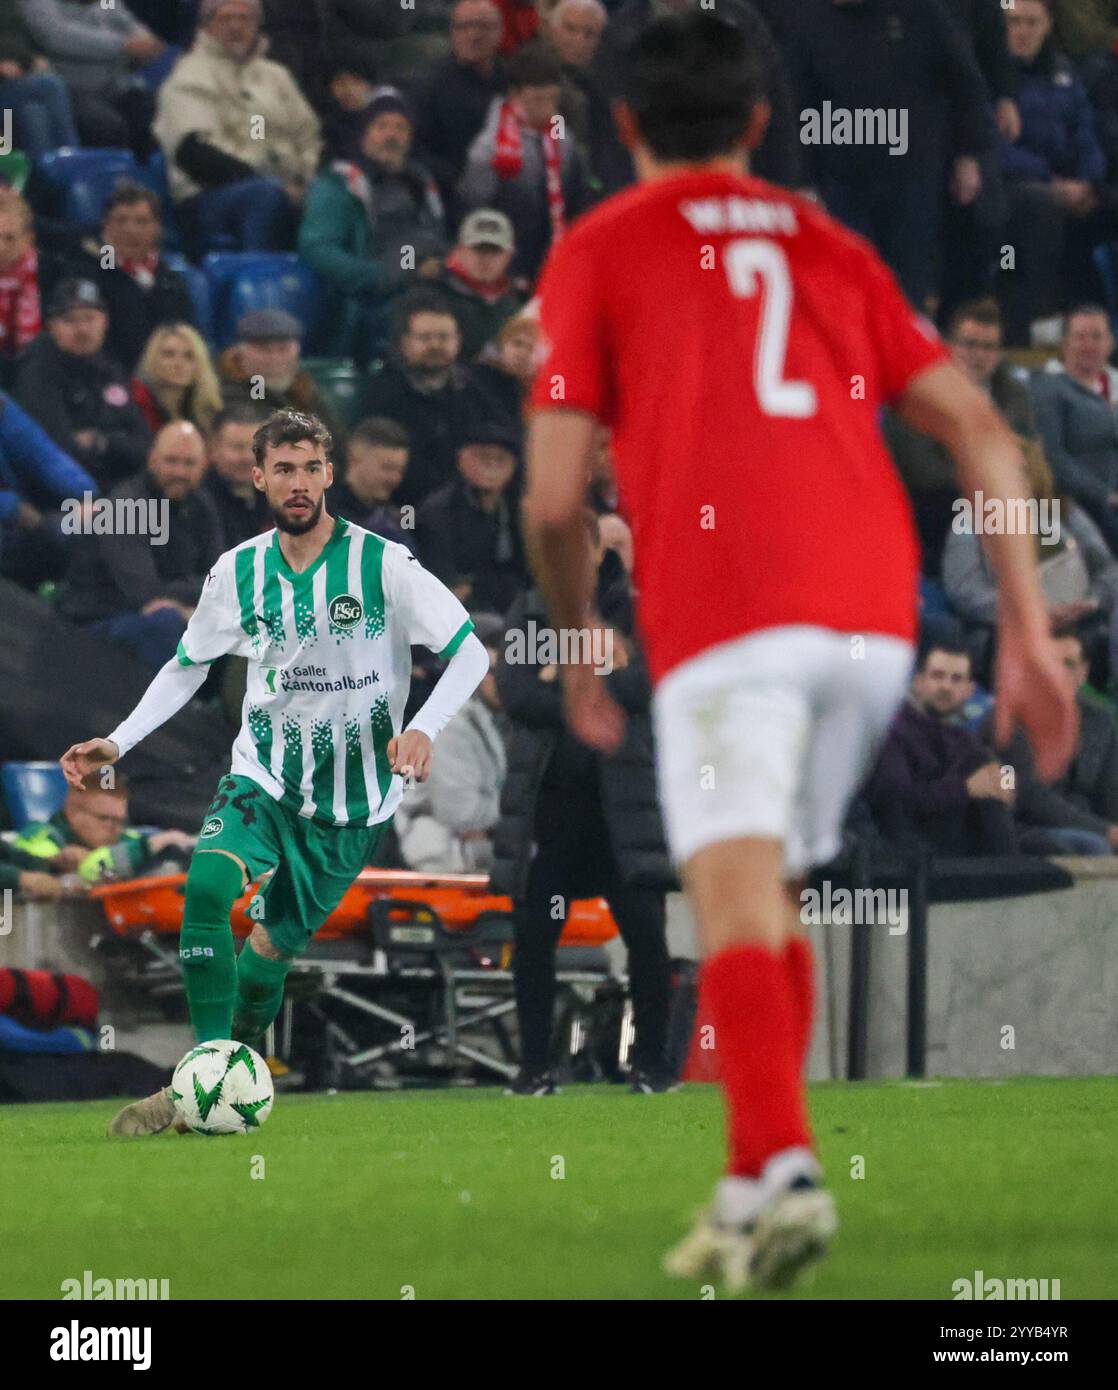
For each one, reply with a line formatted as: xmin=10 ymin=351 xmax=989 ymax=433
xmin=47 ymin=278 xmax=107 ymax=318
xmin=238 ymin=308 xmax=303 ymax=343
xmin=459 ymin=209 xmax=515 ymax=253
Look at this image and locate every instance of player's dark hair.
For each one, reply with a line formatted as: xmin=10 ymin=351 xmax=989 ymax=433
xmin=211 ymin=401 xmax=271 ymax=438
xmin=619 ymin=12 xmax=765 ymax=161
xmin=104 ymin=179 xmax=162 ymax=221
xmin=350 ymin=416 xmax=411 ymax=452
xmin=253 ymin=409 xmax=333 ymax=467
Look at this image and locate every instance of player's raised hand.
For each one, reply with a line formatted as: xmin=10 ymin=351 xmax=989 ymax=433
xmin=388 ymin=730 xmax=433 ymax=783
xmin=994 ymin=630 xmax=1078 ymax=783
xmin=60 ymin=738 xmax=120 ymax=789
xmin=562 ymin=662 xmax=626 ymax=754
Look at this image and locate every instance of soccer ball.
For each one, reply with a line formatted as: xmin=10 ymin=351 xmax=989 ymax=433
xmin=170 ymin=1039 xmax=274 ymax=1135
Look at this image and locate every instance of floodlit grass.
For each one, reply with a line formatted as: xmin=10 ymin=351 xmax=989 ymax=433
xmin=2 ymin=1077 xmax=1113 ymax=1300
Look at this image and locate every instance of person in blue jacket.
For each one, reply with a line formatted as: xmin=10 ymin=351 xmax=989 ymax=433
xmin=0 ymin=388 xmax=97 ymax=588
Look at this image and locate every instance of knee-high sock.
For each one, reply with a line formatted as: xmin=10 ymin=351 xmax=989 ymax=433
xmin=232 ymin=942 xmax=291 ymax=1047
xmin=784 ymin=935 xmax=815 ymax=1074
xmin=180 ymin=851 xmax=243 ymax=1042
xmin=704 ymin=943 xmax=813 ymax=1179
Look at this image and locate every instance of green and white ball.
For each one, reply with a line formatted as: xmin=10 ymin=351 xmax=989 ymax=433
xmin=170 ymin=1039 xmax=274 ymax=1135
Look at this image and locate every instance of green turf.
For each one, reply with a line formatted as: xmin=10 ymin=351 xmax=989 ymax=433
xmin=2 ymin=1077 xmax=1114 ymax=1300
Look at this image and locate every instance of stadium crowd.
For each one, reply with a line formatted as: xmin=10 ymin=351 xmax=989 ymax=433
xmin=8 ymin=0 xmax=1118 ymax=898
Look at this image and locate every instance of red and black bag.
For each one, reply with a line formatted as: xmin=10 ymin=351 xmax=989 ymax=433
xmin=0 ymin=969 xmax=99 ymax=1029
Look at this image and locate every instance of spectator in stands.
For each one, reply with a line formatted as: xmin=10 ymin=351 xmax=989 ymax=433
xmin=218 ymin=309 xmax=341 ymax=441
xmin=599 ymin=511 xmax=633 ymax=575
xmin=999 ymin=0 xmax=1107 ymax=344
xmin=416 ymin=417 xmax=528 ymax=613
xmin=495 ymin=0 xmax=540 ymax=55
xmin=0 ymin=0 xmax=80 ymax=160
xmin=472 ymin=310 xmax=538 ymax=424
xmin=437 ymin=209 xmax=524 ymax=361
xmin=786 ymin=0 xmax=993 ymax=311
xmin=1050 ymin=0 xmax=1118 ymax=58
xmin=299 ymin=87 xmax=449 ymax=365
xmin=885 ymin=298 xmax=1036 ymax=576
xmin=1030 ymin=304 xmax=1118 ymax=550
xmin=544 ymin=0 xmax=610 ymax=182
xmin=0 ymin=190 xmax=41 ymax=391
xmin=943 ymin=435 xmax=1118 ymax=680
xmin=15 ymin=278 xmax=151 ymax=488
xmin=412 ymin=0 xmax=507 ymax=220
xmin=321 ymin=62 xmax=379 ymax=162
xmin=995 ymin=626 xmax=1118 ymax=854
xmin=201 ymin=401 xmax=270 ymax=548
xmin=41 ymin=183 xmax=196 ymax=377
xmin=57 ymin=421 xmax=221 ymax=670
xmin=329 ymin=416 xmax=415 ymax=551
xmin=132 ymin=324 xmax=224 ymax=436
xmin=258 ymin=0 xmax=329 ymax=111
xmin=492 ymin=512 xmax=676 ymax=1093
xmin=866 ymin=642 xmax=1019 ymax=855
xmin=594 ymin=0 xmax=800 ymax=194
xmin=14 ymin=769 xmax=194 ymax=882
xmin=395 ymin=611 xmax=507 ymax=872
xmin=18 ymin=0 xmax=164 ymax=157
xmin=359 ymin=288 xmax=486 ymax=505
xmin=0 ymin=835 xmax=83 ymax=901
xmin=0 ymin=386 xmax=96 ymax=587
xmin=153 ymin=0 xmax=321 ymax=257
xmin=323 ymin=0 xmax=435 ymax=89
xmin=460 ymin=44 xmax=592 ymax=281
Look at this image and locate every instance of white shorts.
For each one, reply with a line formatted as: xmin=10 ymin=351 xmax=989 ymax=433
xmin=652 ymin=625 xmax=914 ymax=877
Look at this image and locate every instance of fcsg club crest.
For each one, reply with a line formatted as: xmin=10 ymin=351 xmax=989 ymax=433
xmin=328 ymin=594 xmax=363 ymax=630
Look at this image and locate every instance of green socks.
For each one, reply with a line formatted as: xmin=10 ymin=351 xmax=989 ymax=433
xmin=179 ymin=851 xmax=244 ymax=1041
xmin=232 ymin=943 xmax=292 ymax=1049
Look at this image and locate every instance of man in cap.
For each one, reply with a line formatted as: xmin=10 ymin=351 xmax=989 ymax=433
xmin=437 ymin=209 xmax=526 ymax=361
xmin=14 ymin=278 xmax=151 ymax=488
xmin=154 ymin=0 xmax=321 ymax=256
xmin=299 ymin=86 xmax=449 ymax=364
xmin=218 ymin=308 xmax=342 ymax=442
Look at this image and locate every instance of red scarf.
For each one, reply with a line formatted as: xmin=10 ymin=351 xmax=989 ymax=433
xmin=120 ymin=252 xmax=160 ymax=289
xmin=445 ymin=249 xmax=511 ymax=303
xmin=492 ymin=99 xmax=565 ymax=245
xmin=0 ymin=247 xmax=41 ymax=356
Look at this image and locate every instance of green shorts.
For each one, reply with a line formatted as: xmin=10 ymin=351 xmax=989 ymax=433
xmin=193 ymin=774 xmax=387 ymax=957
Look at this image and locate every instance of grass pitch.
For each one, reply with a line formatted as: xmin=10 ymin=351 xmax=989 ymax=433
xmin=2 ymin=1077 xmax=1114 ymax=1300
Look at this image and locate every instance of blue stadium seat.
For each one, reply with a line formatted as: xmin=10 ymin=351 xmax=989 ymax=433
xmin=163 ymin=253 xmax=214 ymax=343
xmin=38 ymin=148 xmax=142 ymax=228
xmin=2 ymin=762 xmax=67 ymax=831
xmin=203 ymin=252 xmax=320 ymax=349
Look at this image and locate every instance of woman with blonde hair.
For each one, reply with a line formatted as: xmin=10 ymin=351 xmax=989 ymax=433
xmin=131 ymin=323 xmax=224 ymax=435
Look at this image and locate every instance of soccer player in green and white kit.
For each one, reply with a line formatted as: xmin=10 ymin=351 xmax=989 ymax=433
xmin=60 ymin=409 xmax=489 ymax=1135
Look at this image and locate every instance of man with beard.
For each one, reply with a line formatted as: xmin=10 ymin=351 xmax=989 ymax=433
xmin=61 ymin=408 xmax=490 ymax=1136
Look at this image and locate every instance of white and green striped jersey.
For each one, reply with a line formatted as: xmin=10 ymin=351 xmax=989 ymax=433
xmin=177 ymin=518 xmax=474 ymax=827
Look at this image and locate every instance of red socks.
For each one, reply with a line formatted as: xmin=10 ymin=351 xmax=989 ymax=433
xmin=703 ymin=941 xmax=814 ymax=1179
xmin=784 ymin=934 xmax=815 ymax=1073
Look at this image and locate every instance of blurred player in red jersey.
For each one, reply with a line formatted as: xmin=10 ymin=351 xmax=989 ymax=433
xmin=522 ymin=12 xmax=1077 ymax=1292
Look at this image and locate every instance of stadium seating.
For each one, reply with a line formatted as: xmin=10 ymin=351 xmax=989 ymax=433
xmin=163 ymin=252 xmax=214 ymax=342
xmin=38 ymin=148 xmax=142 ymax=229
xmin=2 ymin=762 xmax=66 ymax=831
xmin=301 ymin=358 xmax=363 ymax=428
xmin=202 ymin=252 xmax=321 ymax=349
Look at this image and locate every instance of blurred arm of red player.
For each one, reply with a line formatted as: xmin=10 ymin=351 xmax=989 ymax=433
xmin=523 ymin=409 xmax=626 ymax=753
xmin=898 ymin=359 xmax=1077 ymax=782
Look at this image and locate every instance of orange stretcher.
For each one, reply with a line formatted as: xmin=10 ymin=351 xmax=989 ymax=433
xmin=92 ymin=868 xmax=619 ymax=947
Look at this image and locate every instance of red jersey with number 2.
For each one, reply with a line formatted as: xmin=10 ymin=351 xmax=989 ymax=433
xmin=529 ymin=169 xmax=948 ymax=685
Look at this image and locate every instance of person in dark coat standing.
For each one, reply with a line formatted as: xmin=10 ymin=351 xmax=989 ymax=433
xmin=491 ymin=514 xmax=677 ymax=1093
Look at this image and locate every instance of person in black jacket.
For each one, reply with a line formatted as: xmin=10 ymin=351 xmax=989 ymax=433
xmin=201 ymin=401 xmax=272 ymax=550
xmin=38 ymin=182 xmax=196 ymax=376
xmin=58 ymin=421 xmax=222 ymax=671
xmin=14 ymin=278 xmax=152 ymax=490
xmin=491 ymin=514 xmax=677 ymax=1093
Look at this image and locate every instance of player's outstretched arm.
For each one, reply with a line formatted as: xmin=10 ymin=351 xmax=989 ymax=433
xmin=898 ymin=361 xmax=1078 ymax=780
xmin=60 ymin=657 xmax=210 ymax=787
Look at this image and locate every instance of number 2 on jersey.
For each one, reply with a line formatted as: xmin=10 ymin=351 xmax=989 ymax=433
xmin=723 ymin=238 xmax=817 ymax=419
